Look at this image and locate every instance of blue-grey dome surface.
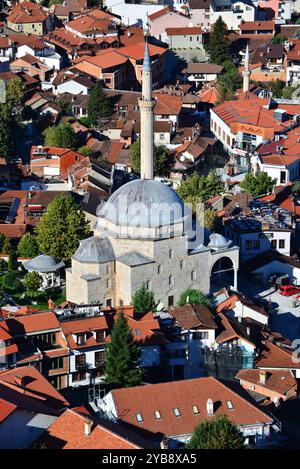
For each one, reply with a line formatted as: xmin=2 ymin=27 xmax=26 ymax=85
xmin=24 ymin=255 xmax=65 ymax=273
xmin=98 ymin=179 xmax=185 ymax=227
xmin=73 ymin=236 xmax=115 ymax=263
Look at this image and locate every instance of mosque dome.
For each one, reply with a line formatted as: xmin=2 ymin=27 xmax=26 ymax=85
xmin=207 ymin=233 xmax=232 ymax=250
xmin=23 ymin=255 xmax=65 ymax=273
xmin=98 ymin=179 xmax=185 ymax=228
xmin=73 ymin=236 xmax=115 ymax=263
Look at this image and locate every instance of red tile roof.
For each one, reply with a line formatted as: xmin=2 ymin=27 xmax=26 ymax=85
xmin=7 ymin=2 xmax=48 ymax=24
xmin=0 ymin=398 xmax=17 ymax=423
xmin=170 ymin=304 xmax=217 ymax=330
xmin=148 ymin=6 xmax=170 ymax=21
xmin=236 ymin=369 xmax=297 ymax=396
xmin=61 ymin=315 xmax=110 ymax=350
xmin=256 ymin=340 xmax=300 ymax=369
xmin=240 ymin=21 xmax=275 ymax=31
xmin=111 ymin=376 xmax=273 ymax=438
xmin=5 ymin=311 xmax=60 ymax=335
xmin=165 ymin=27 xmax=202 ymax=35
xmin=0 ymin=366 xmax=69 ymax=415
xmin=37 ymin=408 xmax=140 ymax=449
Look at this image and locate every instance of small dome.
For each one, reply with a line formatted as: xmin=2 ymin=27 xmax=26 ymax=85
xmin=98 ymin=179 xmax=185 ymax=228
xmin=207 ymin=233 xmax=232 ymax=250
xmin=24 ymin=255 xmax=65 ymax=273
xmin=73 ymin=236 xmax=115 ymax=264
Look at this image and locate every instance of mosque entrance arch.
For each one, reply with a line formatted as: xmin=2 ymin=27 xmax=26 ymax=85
xmin=210 ymin=256 xmax=237 ymax=294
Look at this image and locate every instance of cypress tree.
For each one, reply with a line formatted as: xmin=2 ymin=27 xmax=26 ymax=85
xmin=104 ymin=312 xmax=143 ymax=389
xmin=132 ymin=283 xmax=157 ymax=313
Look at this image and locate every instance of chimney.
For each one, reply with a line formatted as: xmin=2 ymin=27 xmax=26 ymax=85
xmin=15 ymin=375 xmax=25 ymax=387
xmin=84 ymin=418 xmax=92 ymax=436
xmin=206 ymin=398 xmax=214 ymax=416
xmin=259 ymin=370 xmax=267 ymax=385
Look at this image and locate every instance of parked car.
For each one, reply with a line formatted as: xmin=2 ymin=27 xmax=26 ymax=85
xmin=268 ymin=273 xmax=289 ymax=287
xmin=279 ymin=285 xmax=300 ymax=296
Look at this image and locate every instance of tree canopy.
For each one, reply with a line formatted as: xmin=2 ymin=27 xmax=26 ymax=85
xmin=207 ymin=16 xmax=231 ymax=65
xmin=87 ymin=82 xmax=111 ymax=126
xmin=35 ymin=194 xmax=90 ymax=261
xmin=132 ymin=283 xmax=157 ymax=313
xmin=43 ymin=123 xmax=77 ymax=148
xmin=104 ymin=312 xmax=143 ymax=388
xmin=177 ymin=170 xmax=224 ymax=209
xmin=204 ymin=209 xmax=220 ymax=232
xmin=188 ymin=415 xmax=245 ymax=449
xmin=177 ymin=288 xmax=211 ymax=308
xmin=6 ymin=78 xmax=25 ymax=105
xmin=0 ymin=103 xmax=20 ymax=162
xmin=18 ymin=233 xmax=39 ymax=258
xmin=130 ymin=138 xmax=168 ymax=175
xmin=240 ymin=172 xmax=276 ymax=197
xmin=23 ymin=271 xmax=42 ymax=293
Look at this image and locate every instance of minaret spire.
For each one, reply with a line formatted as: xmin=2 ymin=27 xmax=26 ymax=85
xmin=243 ymin=43 xmax=250 ymax=92
xmin=139 ymin=37 xmax=155 ymax=180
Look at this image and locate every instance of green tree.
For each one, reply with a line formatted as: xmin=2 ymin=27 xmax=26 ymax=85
xmin=35 ymin=194 xmax=90 ymax=261
xmin=87 ymin=82 xmax=111 ymax=126
xmin=188 ymin=415 xmax=245 ymax=449
xmin=104 ymin=312 xmax=143 ymax=388
xmin=23 ymin=271 xmax=42 ymax=293
xmin=78 ymin=145 xmax=98 ymax=158
xmin=8 ymin=251 xmax=14 ymax=271
xmin=2 ymin=237 xmax=12 ymax=254
xmin=292 ymin=180 xmax=300 ymax=195
xmin=240 ymin=172 xmax=276 ymax=197
xmin=0 ymin=233 xmax=7 ymax=252
xmin=130 ymin=138 xmax=168 ymax=174
xmin=0 ymin=103 xmax=19 ymax=162
xmin=132 ymin=283 xmax=157 ymax=313
xmin=272 ymin=34 xmax=286 ymax=44
xmin=18 ymin=233 xmax=39 ymax=258
xmin=57 ymin=99 xmax=72 ymax=115
xmin=218 ymin=60 xmax=242 ymax=101
xmin=43 ymin=123 xmax=77 ymax=148
xmin=207 ymin=16 xmax=231 ymax=65
xmin=268 ymin=79 xmax=286 ymax=98
xmin=2 ymin=272 xmax=23 ymax=294
xmin=177 ymin=288 xmax=211 ymax=308
xmin=178 ymin=170 xmax=224 ymax=208
xmin=6 ymin=78 xmax=26 ymax=104
xmin=204 ymin=209 xmax=220 ymax=231
xmin=0 ymin=259 xmax=8 ymax=274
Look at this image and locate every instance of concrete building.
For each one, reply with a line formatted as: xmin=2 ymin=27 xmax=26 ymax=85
xmin=189 ymin=0 xmax=211 ymax=32
xmin=210 ymin=0 xmax=256 ymax=32
xmin=181 ymin=62 xmax=223 ymax=87
xmin=6 ymin=2 xmax=53 ymax=36
xmin=165 ymin=26 xmax=203 ymax=49
xmin=66 ymin=40 xmax=239 ymax=308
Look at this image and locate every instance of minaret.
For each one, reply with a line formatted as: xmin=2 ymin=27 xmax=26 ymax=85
xmin=139 ymin=38 xmax=155 ymax=179
xmin=243 ymin=43 xmax=250 ymax=93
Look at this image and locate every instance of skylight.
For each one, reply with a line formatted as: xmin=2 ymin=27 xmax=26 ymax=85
xmin=192 ymin=405 xmax=199 ymax=415
xmin=226 ymin=400 xmax=234 ymax=410
xmin=136 ymin=413 xmax=143 ymax=422
xmin=154 ymin=410 xmax=162 ymax=420
xmin=173 ymin=408 xmax=181 ymax=417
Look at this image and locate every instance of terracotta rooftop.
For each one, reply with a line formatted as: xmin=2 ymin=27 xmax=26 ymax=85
xmin=256 ymin=340 xmax=300 ymax=369
xmin=5 ymin=311 xmax=60 ymax=335
xmin=236 ymin=369 xmax=297 ymax=396
xmin=170 ymin=304 xmax=217 ymax=330
xmin=0 ymin=366 xmax=69 ymax=416
xmin=61 ymin=315 xmax=110 ymax=350
xmin=0 ymin=398 xmax=17 ymax=423
xmin=111 ymin=376 xmax=272 ymax=438
xmin=165 ymin=27 xmax=202 ymax=36
xmin=240 ymin=21 xmax=275 ymax=31
xmin=7 ymin=1 xmax=48 ymax=24
xmin=36 ymin=408 xmax=140 ymax=449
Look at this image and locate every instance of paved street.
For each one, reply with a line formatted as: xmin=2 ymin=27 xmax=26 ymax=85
xmin=239 ymin=274 xmax=300 ymax=342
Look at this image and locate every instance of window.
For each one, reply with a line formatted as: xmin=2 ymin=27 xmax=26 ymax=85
xmin=192 ymin=405 xmax=199 ymax=415
xmin=245 ymin=240 xmax=252 ymax=250
xmin=160 ymin=133 xmax=164 ymax=140
xmin=106 ymin=264 xmax=110 ymax=274
xmin=168 ymin=295 xmax=174 ymax=307
xmin=271 ymin=239 xmax=277 ymax=249
xmin=157 ymin=264 xmax=161 ymax=274
xmin=279 ymin=239 xmax=285 ymax=249
xmin=280 ymin=171 xmax=286 ymax=184
xmin=95 ymin=350 xmax=105 ymax=367
xmin=96 ymin=330 xmax=105 ymax=342
xmin=77 ymin=334 xmax=86 ymax=345
xmin=72 ymin=372 xmax=86 ymax=382
xmin=192 ymin=331 xmax=208 ymax=340
xmin=191 ymin=270 xmax=196 ymax=281
xmin=106 ymin=279 xmax=110 ymax=289
xmin=50 ymin=357 xmax=64 ymax=370
xmin=180 ymin=260 xmax=184 ymax=270
xmin=173 ymin=408 xmax=181 ymax=417
xmin=106 ymin=298 xmax=112 ymax=307
xmin=169 ymin=275 xmax=173 ymax=286
xmin=146 ymin=280 xmax=151 ymax=290
xmin=75 ymin=353 xmax=86 ymax=369
xmin=136 ymin=413 xmax=143 ymax=423
xmin=226 ymin=400 xmax=234 ymax=410
xmin=253 ymin=240 xmax=260 ymax=250
xmin=135 ymin=328 xmax=141 ymax=336
xmin=154 ymin=410 xmax=162 ymax=420
xmin=169 ymin=249 xmax=173 ymax=259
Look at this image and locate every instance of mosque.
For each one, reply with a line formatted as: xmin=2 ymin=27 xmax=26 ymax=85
xmin=66 ymin=40 xmax=239 ymax=308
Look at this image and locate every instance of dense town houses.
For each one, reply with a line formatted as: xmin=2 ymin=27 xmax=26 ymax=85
xmin=3 ymin=0 xmax=300 ymax=451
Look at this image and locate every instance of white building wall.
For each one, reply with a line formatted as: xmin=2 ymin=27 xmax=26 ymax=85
xmin=56 ymin=81 xmax=89 ymax=95
xmin=210 ymin=2 xmax=256 ymax=31
xmin=105 ymin=0 xmax=163 ymax=27
xmin=210 ymin=108 xmax=235 ymax=152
